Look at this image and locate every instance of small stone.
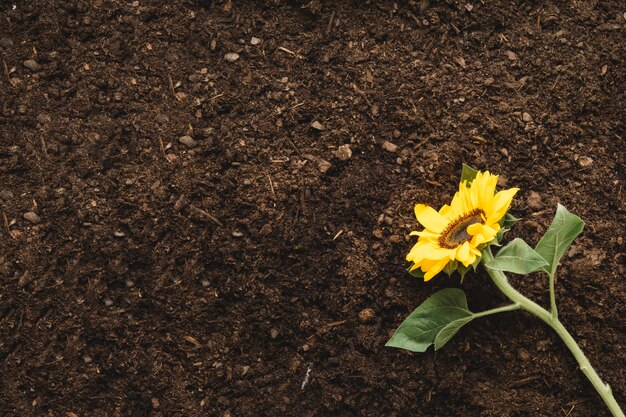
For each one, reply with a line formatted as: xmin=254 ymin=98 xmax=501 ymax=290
xmin=104 ymin=299 xmax=114 ymax=306
xmin=382 ymin=141 xmax=399 ymax=153
xmin=224 ymin=52 xmax=240 ymax=62
xmin=372 ymin=229 xmax=384 ymax=239
xmin=250 ymin=37 xmax=261 ymax=45
xmin=241 ymin=365 xmax=250 ymax=376
xmin=232 ymin=231 xmax=244 ymax=237
xmin=179 ymin=135 xmax=196 ymax=147
xmin=23 ymin=212 xmax=41 ymax=224
xmin=36 ymin=113 xmax=52 ymax=124
xmin=358 ymin=308 xmax=375 ymax=324
xmin=155 ymin=114 xmax=170 ymax=124
xmin=388 ymin=235 xmax=403 ymax=244
xmin=526 ymin=191 xmax=543 ymax=211
xmin=151 ymin=398 xmax=160 ymax=409
xmin=23 ymin=59 xmax=41 ymax=71
xmin=522 ymin=112 xmax=532 ymax=123
xmin=577 ymin=156 xmax=593 ymax=168
xmin=518 ymin=348 xmax=530 ymax=361
xmin=506 ymin=50 xmax=517 ymax=61
xmin=270 ymin=328 xmax=279 ymax=339
xmin=0 ymin=38 xmax=13 ymax=49
xmin=0 ymin=190 xmax=14 ymax=200
xmin=83 ymin=355 xmax=93 ymax=364
xmin=310 ymin=121 xmax=324 ymax=131
xmin=18 ymin=105 xmax=27 ymax=114
xmin=316 ymin=159 xmax=332 ymax=173
xmin=393 ymin=129 xmax=401 ymax=139
xmin=334 ymin=144 xmax=352 ymax=161
xmin=114 ymin=230 xmax=126 ymax=237
xmin=483 ymin=77 xmax=494 ymax=86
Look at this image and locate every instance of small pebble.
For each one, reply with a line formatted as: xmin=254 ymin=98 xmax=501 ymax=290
xmin=506 ymin=50 xmax=517 ymax=61
xmin=179 ymin=135 xmax=197 ymax=147
xmin=334 ymin=144 xmax=352 ymax=161
xmin=36 ymin=113 xmax=52 ymax=124
xmin=310 ymin=121 xmax=324 ymax=131
xmin=270 ymin=328 xmax=279 ymax=339
xmin=358 ymin=308 xmax=375 ymax=324
xmin=83 ymin=355 xmax=93 ymax=364
xmin=250 ymin=37 xmax=261 ymax=45
xmin=393 ymin=129 xmax=401 ymax=139
xmin=23 ymin=211 xmax=41 ymax=224
xmin=526 ymin=191 xmax=543 ymax=211
xmin=382 ymin=141 xmax=399 ymax=153
xmin=577 ymin=156 xmax=593 ymax=168
xmin=104 ymin=299 xmax=114 ymax=306
xmin=483 ymin=77 xmax=494 ymax=86
xmin=372 ymin=229 xmax=384 ymax=239
xmin=232 ymin=231 xmax=244 ymax=237
xmin=23 ymin=59 xmax=41 ymax=71
xmin=522 ymin=112 xmax=532 ymax=123
xmin=224 ymin=52 xmax=240 ymax=62
xmin=0 ymin=190 xmax=14 ymax=200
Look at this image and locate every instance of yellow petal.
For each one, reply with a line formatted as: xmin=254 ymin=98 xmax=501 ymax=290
xmin=486 ymin=188 xmax=519 ymax=223
xmin=414 ymin=204 xmax=449 ymax=233
xmin=423 ymin=258 xmax=449 ymax=281
xmin=455 ymin=241 xmax=475 ymax=266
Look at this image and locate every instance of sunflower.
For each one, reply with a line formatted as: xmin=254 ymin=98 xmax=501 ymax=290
xmin=406 ymin=171 xmax=519 ymax=281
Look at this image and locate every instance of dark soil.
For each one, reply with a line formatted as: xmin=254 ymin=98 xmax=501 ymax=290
xmin=1 ymin=1 xmax=624 ymax=416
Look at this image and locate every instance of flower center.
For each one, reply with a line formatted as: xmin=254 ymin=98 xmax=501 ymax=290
xmin=438 ymin=208 xmax=485 ymax=249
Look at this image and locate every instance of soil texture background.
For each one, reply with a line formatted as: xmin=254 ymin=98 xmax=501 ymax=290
xmin=1 ymin=1 xmax=625 ymax=416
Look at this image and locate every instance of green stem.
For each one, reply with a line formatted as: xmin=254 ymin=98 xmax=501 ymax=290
xmin=483 ymin=248 xmax=624 ymax=417
xmin=549 ymin=269 xmax=558 ymax=319
xmin=472 ymin=303 xmax=521 ymax=319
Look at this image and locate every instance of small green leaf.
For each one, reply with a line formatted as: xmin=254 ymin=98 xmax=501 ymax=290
xmin=461 ymin=163 xmax=479 ymax=185
xmin=442 ymin=260 xmax=458 ymax=276
xmin=434 ymin=316 xmax=474 ymax=350
xmin=386 ymin=288 xmax=473 ymax=352
xmin=501 ymin=212 xmax=519 ymax=229
xmin=406 ymin=262 xmax=425 ymax=279
xmin=534 ymin=204 xmax=585 ymax=274
xmin=485 ymin=238 xmax=549 ymax=274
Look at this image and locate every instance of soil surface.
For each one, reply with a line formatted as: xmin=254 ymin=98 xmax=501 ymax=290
xmin=1 ymin=1 xmax=625 ymax=416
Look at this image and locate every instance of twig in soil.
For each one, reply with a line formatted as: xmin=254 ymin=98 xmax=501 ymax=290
xmin=40 ymin=135 xmax=48 ymax=158
xmin=325 ymin=10 xmax=336 ymax=34
xmin=267 ymin=174 xmax=276 ymax=199
xmin=189 ymin=205 xmax=224 ymax=227
xmin=301 ymin=364 xmax=312 ymax=390
xmin=167 ymin=73 xmax=179 ymax=101
xmin=2 ymin=60 xmax=14 ymax=86
xmin=2 ymin=212 xmax=10 ymax=236
xmin=209 ymin=93 xmax=224 ymax=101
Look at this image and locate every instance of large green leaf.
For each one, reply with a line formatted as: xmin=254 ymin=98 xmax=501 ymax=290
xmin=461 ymin=163 xmax=479 ymax=185
xmin=534 ymin=204 xmax=584 ymax=274
xmin=434 ymin=316 xmax=474 ymax=350
xmin=484 ymin=238 xmax=549 ymax=274
xmin=386 ymin=288 xmax=473 ymax=352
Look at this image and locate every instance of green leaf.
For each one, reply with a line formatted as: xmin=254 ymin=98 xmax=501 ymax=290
xmin=442 ymin=260 xmax=458 ymax=276
xmin=485 ymin=238 xmax=549 ymax=274
xmin=406 ymin=262 xmax=425 ymax=279
xmin=461 ymin=163 xmax=479 ymax=185
xmin=386 ymin=288 xmax=473 ymax=352
xmin=534 ymin=204 xmax=585 ymax=274
xmin=501 ymin=212 xmax=519 ymax=229
xmin=434 ymin=316 xmax=474 ymax=350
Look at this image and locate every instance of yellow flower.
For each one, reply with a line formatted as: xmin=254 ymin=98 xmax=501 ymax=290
xmin=407 ymin=171 xmax=519 ymax=281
